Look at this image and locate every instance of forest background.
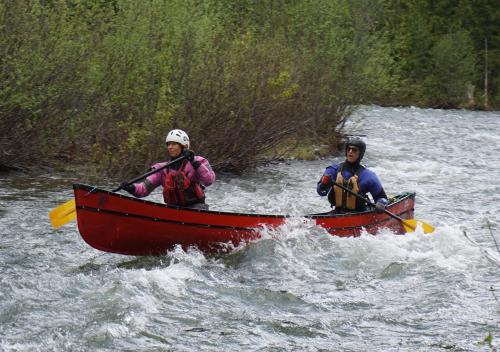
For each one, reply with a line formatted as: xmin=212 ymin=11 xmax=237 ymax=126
xmin=1 ymin=0 xmax=499 ymax=176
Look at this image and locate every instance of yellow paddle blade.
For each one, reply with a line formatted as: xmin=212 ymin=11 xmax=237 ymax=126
xmin=402 ymin=219 xmax=435 ymax=234
xmin=49 ymin=198 xmax=76 ymax=228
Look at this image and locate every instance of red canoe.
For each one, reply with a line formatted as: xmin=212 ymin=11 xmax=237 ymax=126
xmin=73 ymin=183 xmax=415 ymax=256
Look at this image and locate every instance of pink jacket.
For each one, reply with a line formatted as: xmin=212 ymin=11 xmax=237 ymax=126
xmin=131 ymin=156 xmax=215 ymax=198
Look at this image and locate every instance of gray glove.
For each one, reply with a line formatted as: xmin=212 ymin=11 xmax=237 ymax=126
xmin=375 ymin=201 xmax=386 ymax=213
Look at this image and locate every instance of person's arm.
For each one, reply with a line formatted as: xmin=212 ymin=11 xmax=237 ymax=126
xmin=373 ymin=187 xmax=388 ymax=212
xmin=373 ymin=188 xmax=388 ymax=205
xmin=193 ymin=156 xmax=216 ymax=186
xmin=316 ymin=166 xmax=337 ymax=196
xmin=361 ymin=170 xmax=387 ymax=211
xmin=181 ymin=149 xmax=216 ymax=187
xmin=126 ymin=164 xmax=164 ymax=197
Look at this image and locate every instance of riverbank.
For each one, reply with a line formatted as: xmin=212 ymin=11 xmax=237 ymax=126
xmin=2 ymin=102 xmax=498 ymax=177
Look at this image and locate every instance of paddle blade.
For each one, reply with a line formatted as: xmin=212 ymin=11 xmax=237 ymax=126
xmin=49 ymin=198 xmax=76 ymax=228
xmin=402 ymin=219 xmax=435 ymax=234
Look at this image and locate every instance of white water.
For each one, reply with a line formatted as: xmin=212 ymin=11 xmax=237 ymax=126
xmin=1 ymin=106 xmax=499 ymax=351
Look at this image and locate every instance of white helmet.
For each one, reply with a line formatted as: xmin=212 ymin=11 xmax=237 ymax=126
xmin=165 ymin=129 xmax=190 ymax=148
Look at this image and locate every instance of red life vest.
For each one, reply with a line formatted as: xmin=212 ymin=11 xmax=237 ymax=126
xmin=162 ymin=161 xmax=205 ymax=206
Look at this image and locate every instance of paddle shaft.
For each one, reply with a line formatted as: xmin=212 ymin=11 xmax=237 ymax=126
xmin=111 ymin=155 xmax=187 ymax=192
xmin=50 ymin=155 xmax=188 ymax=228
xmin=331 ymin=181 xmax=407 ymax=223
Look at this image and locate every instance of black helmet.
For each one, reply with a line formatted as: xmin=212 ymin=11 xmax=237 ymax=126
xmin=345 ymin=137 xmax=366 ymax=161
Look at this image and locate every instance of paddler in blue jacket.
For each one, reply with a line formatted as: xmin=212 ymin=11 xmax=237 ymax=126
xmin=317 ymin=137 xmax=388 ymax=212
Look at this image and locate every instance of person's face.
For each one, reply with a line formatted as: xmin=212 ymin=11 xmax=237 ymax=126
xmin=167 ymin=142 xmax=183 ymax=158
xmin=346 ymin=145 xmax=360 ymax=163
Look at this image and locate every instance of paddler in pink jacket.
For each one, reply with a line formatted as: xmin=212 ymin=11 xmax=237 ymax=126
xmin=122 ymin=129 xmax=216 ymax=210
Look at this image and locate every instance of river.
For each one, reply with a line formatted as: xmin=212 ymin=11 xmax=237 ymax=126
xmin=1 ymin=106 xmax=499 ymax=351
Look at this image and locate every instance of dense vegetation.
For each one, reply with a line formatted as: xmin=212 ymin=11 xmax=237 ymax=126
xmin=1 ymin=0 xmax=498 ymax=175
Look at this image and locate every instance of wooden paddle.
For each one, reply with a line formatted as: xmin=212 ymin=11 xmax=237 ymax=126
xmin=331 ymin=181 xmax=434 ymax=234
xmin=49 ymin=155 xmax=187 ymax=228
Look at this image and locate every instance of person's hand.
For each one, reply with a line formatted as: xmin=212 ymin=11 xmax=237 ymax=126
xmin=375 ymin=201 xmax=386 ymax=213
xmin=319 ymin=175 xmax=332 ymax=191
xmin=120 ymin=182 xmax=135 ymax=195
xmin=182 ymin=149 xmax=201 ymax=169
xmin=182 ymin=149 xmax=195 ymax=162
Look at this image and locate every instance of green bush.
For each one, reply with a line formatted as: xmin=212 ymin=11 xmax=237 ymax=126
xmin=1 ymin=0 xmax=497 ymax=175
xmin=423 ymin=31 xmax=476 ymax=107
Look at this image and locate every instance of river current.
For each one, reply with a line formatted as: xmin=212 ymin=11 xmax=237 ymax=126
xmin=1 ymin=106 xmax=499 ymax=351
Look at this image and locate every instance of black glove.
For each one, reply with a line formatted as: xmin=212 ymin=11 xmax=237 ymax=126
xmin=375 ymin=201 xmax=386 ymax=213
xmin=182 ymin=149 xmax=195 ymax=162
xmin=120 ymin=182 xmax=135 ymax=195
xmin=182 ymin=149 xmax=200 ymax=169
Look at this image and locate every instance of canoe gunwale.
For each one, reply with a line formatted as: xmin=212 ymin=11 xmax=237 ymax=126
xmin=73 ymin=183 xmax=415 ymax=220
xmin=74 ymin=183 xmax=287 ymax=219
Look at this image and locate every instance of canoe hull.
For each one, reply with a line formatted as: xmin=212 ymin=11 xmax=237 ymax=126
xmin=74 ymin=184 xmax=414 ymax=256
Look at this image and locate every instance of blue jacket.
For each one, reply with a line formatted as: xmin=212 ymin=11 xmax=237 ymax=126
xmin=317 ymin=162 xmax=387 ymax=210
